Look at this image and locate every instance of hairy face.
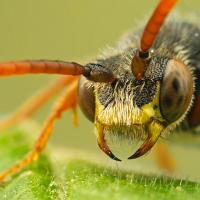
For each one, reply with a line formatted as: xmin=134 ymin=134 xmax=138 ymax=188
xmin=95 ymin=55 xmax=168 ymax=127
xmin=78 ymin=47 xmax=194 ymax=161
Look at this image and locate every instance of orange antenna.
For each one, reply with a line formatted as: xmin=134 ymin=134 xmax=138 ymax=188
xmin=141 ymin=0 xmax=178 ymax=52
xmin=0 ymin=60 xmax=116 ymax=83
xmin=131 ymin=0 xmax=178 ymax=80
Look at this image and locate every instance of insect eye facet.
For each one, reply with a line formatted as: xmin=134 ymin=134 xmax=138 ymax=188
xmin=160 ymin=59 xmax=193 ymax=123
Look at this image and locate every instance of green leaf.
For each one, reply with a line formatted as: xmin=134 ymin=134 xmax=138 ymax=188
xmin=0 ymin=129 xmax=58 ymax=200
xmin=65 ymin=160 xmax=200 ymax=200
xmin=0 ymin=129 xmax=199 ymax=200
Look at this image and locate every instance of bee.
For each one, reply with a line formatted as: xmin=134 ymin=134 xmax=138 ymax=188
xmin=0 ymin=0 xmax=198 ymax=181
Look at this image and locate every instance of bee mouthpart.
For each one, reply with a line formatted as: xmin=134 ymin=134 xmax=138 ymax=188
xmin=96 ymin=122 xmax=121 ymax=161
xmin=128 ymin=120 xmax=164 ymax=159
xmin=96 ymin=120 xmax=165 ymax=161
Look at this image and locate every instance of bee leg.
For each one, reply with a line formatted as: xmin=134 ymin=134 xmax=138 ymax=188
xmin=153 ymin=141 xmax=176 ymax=173
xmin=0 ymin=79 xmax=78 ymax=182
xmin=0 ymin=76 xmax=78 ymax=129
xmin=72 ymin=106 xmax=78 ymax=127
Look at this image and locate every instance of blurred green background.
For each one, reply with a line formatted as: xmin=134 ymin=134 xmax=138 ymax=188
xmin=0 ymin=0 xmax=199 ymax=181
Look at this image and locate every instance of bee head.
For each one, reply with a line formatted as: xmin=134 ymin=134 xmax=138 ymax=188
xmin=78 ymin=0 xmax=189 ymax=161
xmin=78 ymin=53 xmax=194 ymax=161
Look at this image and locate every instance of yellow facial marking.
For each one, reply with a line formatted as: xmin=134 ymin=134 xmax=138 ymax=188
xmin=141 ymin=83 xmax=164 ymax=122
xmin=95 ymin=82 xmax=164 ymax=127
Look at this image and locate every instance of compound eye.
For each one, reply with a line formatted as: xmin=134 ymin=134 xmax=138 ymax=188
xmin=78 ymin=76 xmax=95 ymax=122
xmin=160 ymin=59 xmax=193 ymax=123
